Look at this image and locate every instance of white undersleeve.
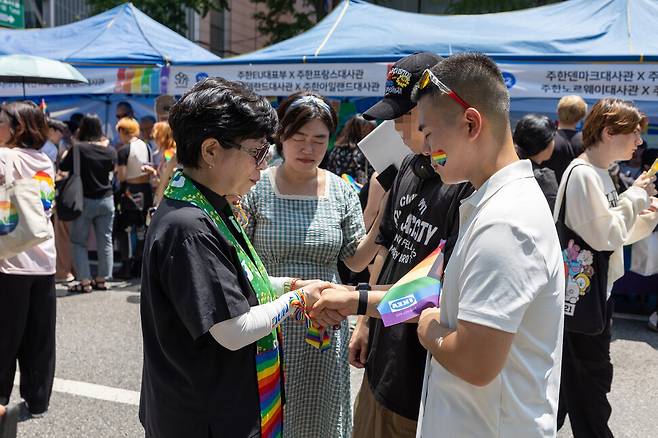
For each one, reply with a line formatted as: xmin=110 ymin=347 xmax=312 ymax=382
xmin=209 ymin=291 xmax=298 ymax=351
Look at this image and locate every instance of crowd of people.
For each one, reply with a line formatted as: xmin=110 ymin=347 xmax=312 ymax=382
xmin=1 ymin=51 xmax=657 ymax=438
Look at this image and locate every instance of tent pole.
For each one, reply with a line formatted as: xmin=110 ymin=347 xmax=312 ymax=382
xmin=22 ymin=78 xmax=26 ymax=99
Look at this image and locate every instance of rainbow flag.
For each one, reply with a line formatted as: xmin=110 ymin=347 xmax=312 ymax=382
xmin=341 ymin=173 xmax=362 ymax=193
xmin=163 ymin=148 xmax=175 ymax=162
xmin=377 ymin=240 xmax=446 ymax=327
xmin=647 ymin=157 xmax=658 ymax=177
xmin=115 ymin=68 xmax=159 ymax=94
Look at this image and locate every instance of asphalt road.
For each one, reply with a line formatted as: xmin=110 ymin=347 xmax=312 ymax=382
xmin=9 ymin=282 xmax=658 ymax=437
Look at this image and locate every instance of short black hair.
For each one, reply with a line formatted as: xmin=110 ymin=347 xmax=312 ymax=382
xmin=47 ymin=118 xmax=67 ymax=132
xmin=513 ymin=114 xmax=557 ymax=158
xmin=140 ymin=115 xmax=156 ymax=124
xmin=168 ymin=77 xmax=278 ymax=168
xmin=275 ymin=91 xmax=337 ymax=157
xmin=419 ymin=52 xmax=510 ymax=141
xmin=67 ymin=113 xmax=84 ymax=134
xmin=116 ymin=101 xmax=134 ymax=118
xmin=76 ymin=114 xmax=104 ymax=142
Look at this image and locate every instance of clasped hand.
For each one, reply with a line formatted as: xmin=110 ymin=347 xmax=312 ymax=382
xmin=295 ymin=281 xmax=358 ymax=327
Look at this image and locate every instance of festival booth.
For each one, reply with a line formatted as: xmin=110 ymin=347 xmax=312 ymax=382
xmin=169 ymin=0 xmax=658 ymax=135
xmin=0 ymin=2 xmax=221 ymax=133
xmin=170 ymin=0 xmax=657 ymax=312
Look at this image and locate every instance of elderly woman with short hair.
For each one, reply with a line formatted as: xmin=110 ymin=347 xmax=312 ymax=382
xmin=139 ymin=78 xmax=327 ymax=438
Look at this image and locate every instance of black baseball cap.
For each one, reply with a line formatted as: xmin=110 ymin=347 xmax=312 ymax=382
xmin=363 ymin=52 xmax=443 ymax=121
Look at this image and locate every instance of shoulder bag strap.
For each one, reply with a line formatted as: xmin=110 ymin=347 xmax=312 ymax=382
xmin=73 ymin=144 xmax=81 ymax=175
xmin=3 ymin=149 xmax=16 ymax=186
xmin=557 ymin=163 xmax=588 ymax=225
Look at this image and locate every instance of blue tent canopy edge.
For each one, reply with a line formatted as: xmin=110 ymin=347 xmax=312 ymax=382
xmin=0 ymin=2 xmax=221 ymax=66
xmin=221 ymin=0 xmax=658 ymax=65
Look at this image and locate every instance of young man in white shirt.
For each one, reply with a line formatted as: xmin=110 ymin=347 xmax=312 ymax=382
xmin=311 ymin=53 xmax=565 ymax=437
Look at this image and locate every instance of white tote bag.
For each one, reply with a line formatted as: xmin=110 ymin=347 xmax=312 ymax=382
xmin=0 ymin=150 xmax=53 ymax=259
xmin=630 ymin=232 xmax=658 ymax=277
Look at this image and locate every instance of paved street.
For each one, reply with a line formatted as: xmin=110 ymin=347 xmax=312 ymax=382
xmin=9 ymin=283 xmax=658 ymax=437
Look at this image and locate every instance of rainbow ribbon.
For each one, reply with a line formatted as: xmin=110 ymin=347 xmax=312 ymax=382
xmin=305 ymin=321 xmax=332 ymax=351
xmin=289 ymin=290 xmax=332 ymax=351
xmin=431 ymin=150 xmax=447 ymax=166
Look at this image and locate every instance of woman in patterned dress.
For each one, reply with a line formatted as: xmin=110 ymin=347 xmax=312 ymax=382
xmin=243 ymin=92 xmax=383 ymax=438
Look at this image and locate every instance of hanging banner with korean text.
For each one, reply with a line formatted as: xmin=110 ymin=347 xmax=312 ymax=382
xmin=168 ymin=63 xmax=390 ymax=97
xmin=499 ymin=63 xmax=658 ymax=102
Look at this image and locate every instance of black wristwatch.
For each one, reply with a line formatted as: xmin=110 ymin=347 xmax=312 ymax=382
xmin=356 ymin=283 xmax=370 ymax=316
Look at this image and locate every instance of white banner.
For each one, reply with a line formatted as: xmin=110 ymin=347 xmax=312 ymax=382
xmin=0 ymin=66 xmax=170 ymax=97
xmin=3 ymin=61 xmax=658 ymax=102
xmin=500 ymin=63 xmax=658 ymax=101
xmin=168 ymin=63 xmax=390 ymax=97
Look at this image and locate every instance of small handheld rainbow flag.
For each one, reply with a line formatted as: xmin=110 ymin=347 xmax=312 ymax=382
xmin=431 ymin=150 xmax=447 ymax=166
xmin=377 ymin=240 xmax=446 ymax=327
xmin=647 ymin=157 xmax=658 ymax=177
xmin=341 ymin=173 xmax=362 ymax=193
xmin=163 ymin=148 xmax=175 ymax=162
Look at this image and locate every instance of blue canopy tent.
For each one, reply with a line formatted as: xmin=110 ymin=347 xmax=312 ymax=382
xmin=207 ymin=0 xmax=658 ymax=137
xmin=0 ymin=2 xmax=221 ymax=136
xmin=0 ymin=2 xmax=220 ymax=66
xmin=226 ymin=0 xmax=658 ymax=64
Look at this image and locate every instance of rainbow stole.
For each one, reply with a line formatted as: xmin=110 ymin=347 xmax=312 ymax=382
xmin=256 ymin=339 xmax=283 ymax=438
xmin=164 ymin=171 xmax=283 ymax=437
xmin=377 ymin=241 xmax=446 ymax=327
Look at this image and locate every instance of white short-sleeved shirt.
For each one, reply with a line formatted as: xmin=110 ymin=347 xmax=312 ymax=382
xmin=419 ymin=160 xmax=565 ymax=438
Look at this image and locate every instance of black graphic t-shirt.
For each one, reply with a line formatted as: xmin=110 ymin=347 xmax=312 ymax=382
xmin=367 ymin=154 xmax=474 ymax=420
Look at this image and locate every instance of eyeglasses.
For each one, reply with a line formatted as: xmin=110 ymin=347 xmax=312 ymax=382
xmin=411 ymin=69 xmax=472 ymax=110
xmin=222 ymin=138 xmax=270 ymax=166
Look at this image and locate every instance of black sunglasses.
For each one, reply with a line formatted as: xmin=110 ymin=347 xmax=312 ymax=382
xmin=222 ymin=138 xmax=270 ymax=166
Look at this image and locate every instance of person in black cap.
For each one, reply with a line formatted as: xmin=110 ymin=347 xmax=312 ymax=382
xmin=349 ymin=52 xmax=474 ymax=438
xmin=513 ymin=114 xmax=559 ymax=211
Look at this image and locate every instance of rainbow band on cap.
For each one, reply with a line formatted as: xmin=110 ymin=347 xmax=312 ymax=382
xmin=431 ymin=150 xmax=447 ymax=166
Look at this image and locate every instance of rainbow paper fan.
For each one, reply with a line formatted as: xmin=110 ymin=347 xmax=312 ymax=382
xmin=377 ymin=240 xmax=445 ymax=327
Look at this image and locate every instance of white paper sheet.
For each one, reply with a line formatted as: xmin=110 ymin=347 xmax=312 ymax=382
xmin=357 ymin=120 xmax=413 ymax=173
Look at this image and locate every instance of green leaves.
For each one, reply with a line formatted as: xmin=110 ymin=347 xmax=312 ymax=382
xmin=251 ymin=0 xmax=334 ymax=45
xmin=86 ymin=0 xmax=230 ymax=35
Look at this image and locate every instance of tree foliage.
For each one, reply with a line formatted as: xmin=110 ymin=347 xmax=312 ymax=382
xmin=446 ymin=0 xmax=562 ymax=14
xmin=86 ymin=0 xmax=230 ymax=35
xmin=250 ymin=0 xmax=337 ymax=45
xmin=251 ymin=0 xmax=563 ymax=45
